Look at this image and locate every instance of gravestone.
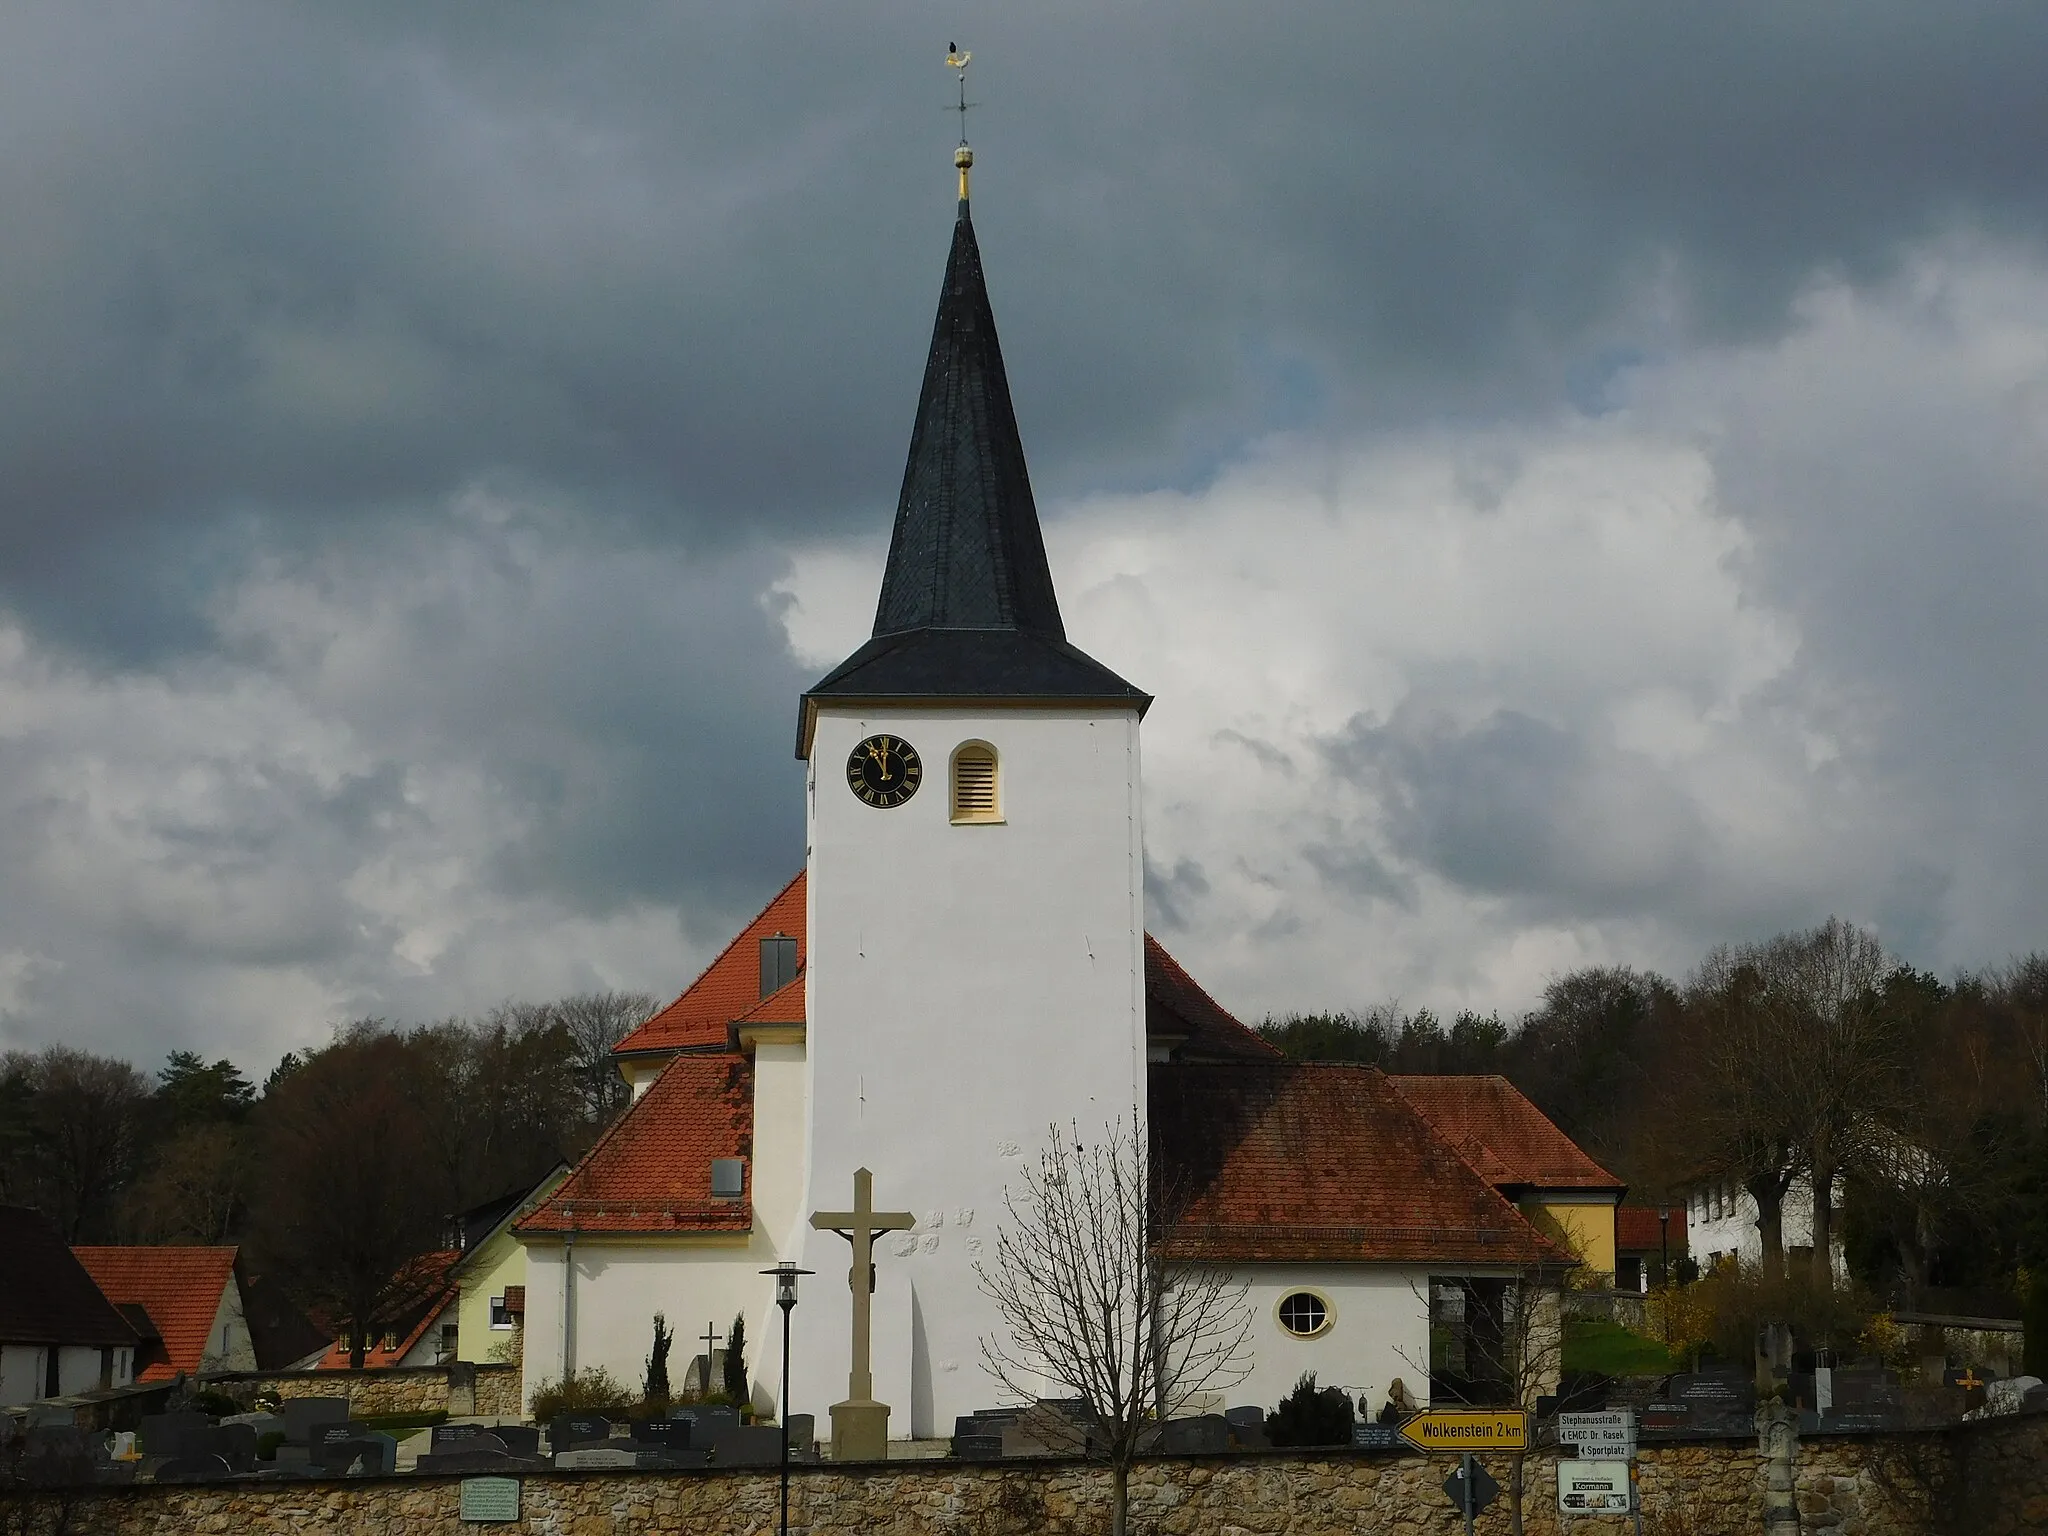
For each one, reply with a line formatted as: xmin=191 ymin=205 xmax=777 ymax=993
xmin=432 ymin=1424 xmax=509 ymax=1454
xmin=1225 ymin=1406 xmax=1265 ymax=1429
xmin=1160 ymin=1415 xmax=1230 ymax=1454
xmin=1669 ymin=1371 xmax=1756 ymax=1428
xmin=633 ymin=1447 xmax=710 ymax=1469
xmin=312 ymin=1422 xmax=366 ymax=1448
xmin=1641 ymin=1401 xmax=1690 ymax=1432
xmin=220 ymin=1412 xmax=284 ymax=1440
xmin=952 ymin=1434 xmax=1004 ymax=1460
xmin=270 ymin=1445 xmax=312 ymax=1472
xmin=212 ymin=1423 xmax=258 ymax=1472
xmin=692 ymin=1406 xmax=742 ymax=1440
xmin=25 ymin=1405 xmax=76 ymax=1429
xmin=710 ymin=1425 xmax=787 ymax=1466
xmin=283 ymin=1398 xmax=350 ymax=1445
xmin=417 ymin=1448 xmax=541 ymax=1476
xmin=493 ymin=1425 xmax=541 ymax=1457
xmin=629 ymin=1418 xmax=693 ymax=1450
xmin=1351 ymin=1423 xmax=1399 ymax=1449
xmin=786 ymin=1414 xmax=816 ymax=1455
xmin=153 ymin=1454 xmax=233 ymax=1483
xmin=312 ymin=1437 xmax=388 ymax=1476
xmin=139 ymin=1413 xmax=211 ymax=1458
xmin=553 ymin=1446 xmax=640 ymax=1469
xmin=548 ymin=1414 xmax=615 ymax=1451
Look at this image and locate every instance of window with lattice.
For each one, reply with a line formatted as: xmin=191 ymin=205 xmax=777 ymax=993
xmin=950 ymin=742 xmax=1001 ymax=823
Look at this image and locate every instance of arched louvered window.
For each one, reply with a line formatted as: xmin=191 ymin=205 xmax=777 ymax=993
xmin=950 ymin=741 xmax=1002 ymax=824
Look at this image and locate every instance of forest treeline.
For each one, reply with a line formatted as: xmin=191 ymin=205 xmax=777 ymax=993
xmin=0 ymin=992 xmax=656 ymax=1357
xmin=1258 ymin=920 xmax=2048 ymax=1305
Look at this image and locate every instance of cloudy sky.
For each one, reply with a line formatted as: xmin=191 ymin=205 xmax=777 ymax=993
xmin=4 ymin=2 xmax=2048 ymax=1070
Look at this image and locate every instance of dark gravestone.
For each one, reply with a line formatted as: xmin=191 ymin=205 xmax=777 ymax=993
xmin=786 ymin=1414 xmax=816 ymax=1455
xmin=211 ymin=1424 xmax=258 ymax=1473
xmin=493 ymin=1425 xmax=541 ymax=1457
xmin=1351 ymin=1423 xmax=1399 ymax=1449
xmin=154 ymin=1454 xmax=233 ymax=1484
xmin=312 ymin=1422 xmax=366 ymax=1448
xmin=553 ymin=1447 xmax=641 ymax=1469
xmin=139 ymin=1413 xmax=211 ymax=1458
xmin=283 ymin=1398 xmax=350 ymax=1446
xmin=416 ymin=1448 xmax=544 ymax=1475
xmin=952 ymin=1434 xmax=1004 ymax=1460
xmin=430 ymin=1423 xmax=506 ymax=1452
xmin=1225 ymin=1406 xmax=1265 ymax=1430
xmin=1641 ymin=1402 xmax=1690 ymax=1432
xmin=1160 ymin=1415 xmax=1230 ymax=1454
xmin=633 ymin=1447 xmax=710 ymax=1469
xmin=549 ymin=1414 xmax=615 ymax=1451
xmin=709 ymin=1425 xmax=786 ymax=1466
xmin=312 ymin=1438 xmax=384 ymax=1476
xmin=629 ymin=1418 xmax=693 ymax=1450
xmin=693 ymin=1406 xmax=742 ymax=1440
xmin=1670 ymin=1372 xmax=1755 ymax=1427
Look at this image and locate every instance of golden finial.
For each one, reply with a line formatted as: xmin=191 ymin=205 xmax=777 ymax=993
xmin=946 ymin=43 xmax=975 ymax=200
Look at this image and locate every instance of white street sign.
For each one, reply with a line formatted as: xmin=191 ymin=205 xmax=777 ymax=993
xmin=1556 ymin=1410 xmax=1636 ymax=1458
xmin=1557 ymin=1459 xmax=1633 ymax=1515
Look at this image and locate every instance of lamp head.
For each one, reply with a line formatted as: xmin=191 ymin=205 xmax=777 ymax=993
xmin=762 ymin=1261 xmax=812 ymax=1307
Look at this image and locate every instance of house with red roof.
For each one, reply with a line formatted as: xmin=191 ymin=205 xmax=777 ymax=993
xmin=515 ymin=151 xmax=1608 ymax=1440
xmin=71 ymin=1245 xmax=257 ymax=1382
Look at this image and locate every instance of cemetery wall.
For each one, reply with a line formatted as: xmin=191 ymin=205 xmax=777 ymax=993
xmin=197 ymin=1365 xmax=520 ymax=1419
xmin=31 ymin=1413 xmax=2048 ymax=1536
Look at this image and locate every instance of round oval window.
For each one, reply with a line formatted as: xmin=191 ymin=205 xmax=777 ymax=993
xmin=1277 ymin=1291 xmax=1329 ymax=1338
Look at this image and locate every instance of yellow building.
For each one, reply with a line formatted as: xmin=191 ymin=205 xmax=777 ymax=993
xmin=1390 ymin=1077 xmax=1623 ymax=1283
xmin=447 ymin=1165 xmax=571 ymax=1365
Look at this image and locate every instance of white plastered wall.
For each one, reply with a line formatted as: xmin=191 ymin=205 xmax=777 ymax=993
xmin=0 ymin=1345 xmax=46 ymax=1407
xmin=520 ymin=1034 xmax=813 ymax=1415
xmin=202 ymin=1280 xmax=258 ymax=1373
xmin=1221 ymin=1266 xmax=1436 ymax=1418
xmin=795 ymin=705 xmax=1148 ymax=1438
xmin=1688 ymin=1172 xmax=1847 ymax=1277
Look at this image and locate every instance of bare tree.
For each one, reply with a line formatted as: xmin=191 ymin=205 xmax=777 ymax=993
xmin=547 ymin=991 xmax=658 ymax=1123
xmin=978 ymin=1115 xmax=1252 ymax=1536
xmin=1401 ymin=1269 xmax=1567 ymax=1536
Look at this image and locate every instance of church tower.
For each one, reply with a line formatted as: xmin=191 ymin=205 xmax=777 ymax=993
xmin=789 ymin=148 xmax=1151 ymax=1439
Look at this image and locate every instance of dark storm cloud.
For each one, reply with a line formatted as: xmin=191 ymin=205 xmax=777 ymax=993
xmin=4 ymin=0 xmax=2047 ymax=1055
xmin=6 ymin=1 xmax=2046 ymax=650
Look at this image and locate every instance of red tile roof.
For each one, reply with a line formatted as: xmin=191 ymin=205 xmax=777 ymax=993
xmin=0 ymin=1207 xmax=137 ymax=1349
xmin=518 ymin=1053 xmax=755 ymax=1237
xmin=1151 ymin=1064 xmax=1572 ymax=1267
xmin=312 ymin=1250 xmax=461 ymax=1370
xmin=736 ymin=974 xmax=805 ymax=1027
xmin=1389 ymin=1076 xmax=1624 ymax=1194
xmin=616 ymin=873 xmax=806 ymax=1054
xmin=1616 ymin=1204 xmax=1688 ymax=1253
xmin=71 ymin=1246 xmax=238 ymax=1382
xmin=1144 ymin=936 xmax=1283 ymax=1062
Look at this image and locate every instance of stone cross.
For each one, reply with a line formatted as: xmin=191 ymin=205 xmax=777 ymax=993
xmin=810 ymin=1167 xmax=914 ymax=1459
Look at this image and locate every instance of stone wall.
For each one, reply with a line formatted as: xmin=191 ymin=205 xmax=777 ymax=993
xmin=196 ymin=1365 xmax=521 ymax=1419
xmin=36 ymin=1413 xmax=2048 ymax=1536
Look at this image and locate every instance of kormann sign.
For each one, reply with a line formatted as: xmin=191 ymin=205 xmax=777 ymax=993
xmin=1397 ymin=1409 xmax=1530 ymax=1452
xmin=1556 ymin=1409 xmax=1637 ymax=1458
xmin=1557 ymin=1459 xmax=1632 ymax=1515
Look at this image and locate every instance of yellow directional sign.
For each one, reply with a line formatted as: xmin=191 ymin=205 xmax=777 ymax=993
xmin=1398 ymin=1409 xmax=1530 ymax=1453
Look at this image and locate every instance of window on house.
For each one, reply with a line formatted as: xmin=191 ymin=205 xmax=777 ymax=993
xmin=1276 ymin=1291 xmax=1330 ymax=1338
xmin=950 ymin=742 xmax=1001 ymax=824
xmin=711 ymin=1158 xmax=746 ymax=1199
xmin=490 ymin=1296 xmax=515 ymax=1329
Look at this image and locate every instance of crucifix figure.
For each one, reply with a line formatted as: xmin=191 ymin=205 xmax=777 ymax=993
xmin=810 ymin=1166 xmax=914 ymax=1459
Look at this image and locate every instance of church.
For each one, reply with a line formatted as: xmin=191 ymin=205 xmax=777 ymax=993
xmin=513 ymin=142 xmax=1621 ymax=1444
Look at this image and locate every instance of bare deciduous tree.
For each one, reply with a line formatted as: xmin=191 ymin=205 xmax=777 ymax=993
xmin=978 ymin=1115 xmax=1252 ymax=1536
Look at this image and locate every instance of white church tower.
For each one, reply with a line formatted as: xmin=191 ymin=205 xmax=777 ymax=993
xmin=787 ymin=148 xmax=1152 ymax=1440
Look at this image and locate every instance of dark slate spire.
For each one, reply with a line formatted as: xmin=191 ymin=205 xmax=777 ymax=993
xmin=871 ymin=199 xmax=1064 ymax=638
xmin=798 ymin=186 xmax=1149 ymax=756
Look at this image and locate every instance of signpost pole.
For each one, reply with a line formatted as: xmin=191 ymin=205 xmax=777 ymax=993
xmin=1462 ymin=1452 xmax=1476 ymax=1536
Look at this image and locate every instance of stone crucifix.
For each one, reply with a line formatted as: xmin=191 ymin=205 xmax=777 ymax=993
xmin=810 ymin=1166 xmax=914 ymax=1460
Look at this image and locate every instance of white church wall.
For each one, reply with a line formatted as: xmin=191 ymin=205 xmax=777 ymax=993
xmin=1221 ymin=1265 xmax=1435 ymax=1420
xmin=796 ymin=705 xmax=1148 ymax=1439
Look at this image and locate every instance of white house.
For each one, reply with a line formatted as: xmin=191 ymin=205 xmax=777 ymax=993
xmin=0 ymin=1207 xmax=136 ymax=1408
xmin=1685 ymin=1172 xmax=1847 ymax=1279
xmin=515 ymin=145 xmax=1603 ymax=1441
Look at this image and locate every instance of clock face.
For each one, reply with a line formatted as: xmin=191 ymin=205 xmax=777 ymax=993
xmin=845 ymin=733 xmax=923 ymax=808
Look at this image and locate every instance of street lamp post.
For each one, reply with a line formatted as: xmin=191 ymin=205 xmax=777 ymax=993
xmin=1658 ymin=1205 xmax=1671 ymax=1344
xmin=761 ymin=1262 xmax=812 ymax=1536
